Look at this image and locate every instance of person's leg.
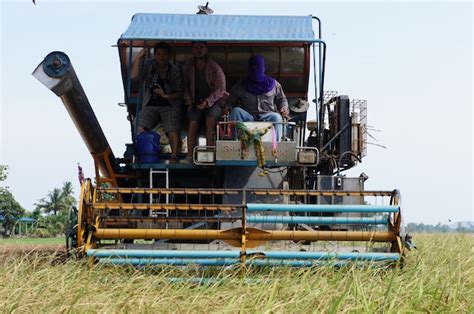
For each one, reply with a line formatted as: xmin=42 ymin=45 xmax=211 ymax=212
xmin=259 ymin=112 xmax=282 ymax=140
xmin=204 ymin=105 xmax=222 ymax=146
xmin=186 ymin=107 xmax=201 ymax=159
xmin=168 ymin=131 xmax=179 ymax=161
xmin=229 ymin=107 xmax=253 ymax=122
xmin=159 ymin=106 xmax=182 ymax=161
xmin=229 ymin=107 xmax=254 ymax=139
xmin=137 ymin=106 xmax=159 ymax=134
xmin=186 ymin=122 xmax=199 ymax=157
xmin=205 ymin=116 xmax=216 ymax=146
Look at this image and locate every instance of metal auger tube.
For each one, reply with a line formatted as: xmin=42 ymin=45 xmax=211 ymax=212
xmin=32 ymin=51 xmax=116 ymax=179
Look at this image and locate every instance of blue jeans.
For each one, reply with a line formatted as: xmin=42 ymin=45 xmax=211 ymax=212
xmin=229 ymin=107 xmax=282 ymax=140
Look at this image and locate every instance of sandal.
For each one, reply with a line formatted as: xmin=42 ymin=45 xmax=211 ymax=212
xmin=169 ymin=156 xmax=179 ymax=164
xmin=180 ymin=155 xmax=193 ymax=164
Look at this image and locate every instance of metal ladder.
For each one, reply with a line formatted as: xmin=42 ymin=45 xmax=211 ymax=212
xmin=149 ymin=168 xmax=169 ymax=228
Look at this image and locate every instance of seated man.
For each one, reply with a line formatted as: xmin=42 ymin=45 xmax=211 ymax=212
xmin=227 ymin=55 xmax=289 ymax=140
xmin=131 ymin=42 xmax=183 ymax=163
xmin=182 ymin=41 xmax=226 ymax=163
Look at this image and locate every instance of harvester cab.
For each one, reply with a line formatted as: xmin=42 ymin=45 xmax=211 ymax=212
xmin=33 ymin=12 xmax=408 ymax=269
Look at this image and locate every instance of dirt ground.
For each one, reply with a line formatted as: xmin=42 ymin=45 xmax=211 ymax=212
xmin=0 ymin=244 xmax=66 ymax=263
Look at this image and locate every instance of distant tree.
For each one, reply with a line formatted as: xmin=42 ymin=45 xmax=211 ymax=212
xmin=0 ymin=165 xmax=7 ymax=182
xmin=27 ymin=208 xmax=42 ymax=221
xmin=455 ymin=222 xmax=468 ymax=233
xmin=37 ymin=212 xmax=68 ymax=236
xmin=0 ymin=190 xmax=25 ymax=237
xmin=406 ymin=221 xmax=471 ymax=233
xmin=0 ymin=165 xmax=25 ymax=236
xmin=61 ymin=181 xmax=76 ymax=208
xmin=438 ymin=224 xmax=450 ymax=233
xmin=32 ymin=182 xmax=76 ymax=236
xmin=35 ymin=188 xmax=68 ymax=216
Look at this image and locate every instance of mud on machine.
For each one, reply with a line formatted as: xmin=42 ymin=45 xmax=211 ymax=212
xmin=33 ymin=12 xmax=412 ymax=269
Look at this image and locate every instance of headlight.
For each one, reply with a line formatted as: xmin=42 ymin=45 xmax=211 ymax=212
xmin=196 ymin=151 xmax=215 ymax=163
xmin=297 ymin=151 xmax=317 ymax=164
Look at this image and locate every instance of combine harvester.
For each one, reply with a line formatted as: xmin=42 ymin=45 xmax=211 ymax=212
xmin=33 ymin=10 xmax=411 ymax=269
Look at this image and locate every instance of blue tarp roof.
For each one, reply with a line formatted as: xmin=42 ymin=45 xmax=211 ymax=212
xmin=0 ymin=215 xmax=36 ymax=222
xmin=121 ymin=14 xmax=316 ymax=42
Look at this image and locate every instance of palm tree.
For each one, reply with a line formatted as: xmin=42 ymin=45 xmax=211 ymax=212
xmin=35 ymin=188 xmax=67 ymax=215
xmin=61 ymin=181 xmax=76 ymax=208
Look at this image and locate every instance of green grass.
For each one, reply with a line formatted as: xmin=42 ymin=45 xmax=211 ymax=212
xmin=0 ymin=237 xmax=64 ymax=246
xmin=0 ymin=234 xmax=473 ymax=312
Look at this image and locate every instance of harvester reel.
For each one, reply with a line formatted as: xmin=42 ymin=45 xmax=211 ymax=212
xmin=65 ymin=205 xmax=78 ymax=257
xmin=75 ymin=178 xmax=93 ymax=256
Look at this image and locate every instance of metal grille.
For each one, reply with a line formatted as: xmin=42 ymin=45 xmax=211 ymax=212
xmin=351 ymin=99 xmax=368 ymax=157
xmin=323 ymin=90 xmax=338 ymax=104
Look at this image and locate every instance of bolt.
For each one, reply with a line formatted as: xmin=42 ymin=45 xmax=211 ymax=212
xmin=52 ymin=58 xmax=62 ymax=68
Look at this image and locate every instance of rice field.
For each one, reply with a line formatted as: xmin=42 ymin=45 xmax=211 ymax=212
xmin=0 ymin=233 xmax=473 ymax=312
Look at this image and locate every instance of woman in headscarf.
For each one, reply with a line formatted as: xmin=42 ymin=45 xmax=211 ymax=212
xmin=226 ymin=55 xmax=289 ymax=140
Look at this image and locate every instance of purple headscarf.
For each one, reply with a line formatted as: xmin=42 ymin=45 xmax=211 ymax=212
xmin=244 ymin=55 xmax=276 ymax=95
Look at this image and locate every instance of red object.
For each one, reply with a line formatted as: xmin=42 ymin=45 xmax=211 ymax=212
xmin=78 ymin=164 xmax=84 ymax=185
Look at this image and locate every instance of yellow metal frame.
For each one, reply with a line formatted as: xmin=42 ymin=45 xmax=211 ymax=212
xmin=80 ymin=187 xmax=404 ymax=267
xmin=389 ymin=189 xmax=405 ymax=261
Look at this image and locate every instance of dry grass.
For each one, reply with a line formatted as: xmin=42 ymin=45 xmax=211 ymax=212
xmin=0 ymin=233 xmax=473 ymax=313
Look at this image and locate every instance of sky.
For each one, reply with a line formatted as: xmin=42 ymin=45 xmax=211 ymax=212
xmin=0 ymin=0 xmax=472 ymax=224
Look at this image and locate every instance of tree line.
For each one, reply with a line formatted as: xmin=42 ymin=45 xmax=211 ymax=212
xmin=0 ymin=165 xmax=25 ymax=236
xmin=28 ymin=181 xmax=75 ymax=237
xmin=406 ymin=222 xmax=474 ymax=233
xmin=0 ymin=165 xmax=75 ymax=237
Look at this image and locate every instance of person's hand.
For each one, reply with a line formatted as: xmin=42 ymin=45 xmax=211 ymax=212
xmin=280 ymin=107 xmax=290 ymax=118
xmin=136 ymin=48 xmax=147 ymax=59
xmin=222 ymin=106 xmax=230 ymax=115
xmin=196 ymin=100 xmax=208 ymax=110
xmin=153 ymin=85 xmax=166 ymax=98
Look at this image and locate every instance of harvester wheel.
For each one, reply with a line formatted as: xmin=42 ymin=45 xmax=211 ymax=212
xmin=65 ymin=205 xmax=78 ymax=257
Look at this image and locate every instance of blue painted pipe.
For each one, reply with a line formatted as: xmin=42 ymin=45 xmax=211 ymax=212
xmin=246 ymin=260 xmax=379 ymax=267
xmin=88 ymin=249 xmax=240 ymax=259
xmin=98 ymin=258 xmax=239 ymax=266
xmin=98 ymin=258 xmax=395 ymax=267
xmin=246 ymin=215 xmax=388 ymax=225
xmin=246 ymin=203 xmax=398 ymax=213
xmin=248 ymin=260 xmax=313 ymax=267
xmin=167 ymin=278 xmax=268 ymax=284
xmin=246 ymin=251 xmax=400 ymax=261
xmin=88 ymin=249 xmax=399 ymax=261
xmin=99 ymin=258 xmax=314 ymax=267
xmin=168 ymin=278 xmax=221 ymax=284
